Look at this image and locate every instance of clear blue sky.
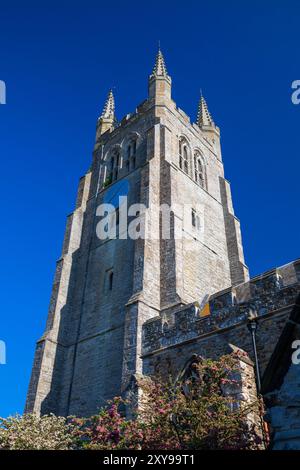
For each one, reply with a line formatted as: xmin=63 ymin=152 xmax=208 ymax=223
xmin=0 ymin=1 xmax=299 ymax=418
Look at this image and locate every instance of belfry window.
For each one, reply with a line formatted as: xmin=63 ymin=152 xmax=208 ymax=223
xmin=179 ymin=142 xmax=183 ymax=169
xmin=110 ymin=157 xmax=114 ymax=172
xmin=179 ymin=138 xmax=189 ymax=174
xmin=115 ymin=151 xmax=120 ymax=168
xmin=194 ymin=152 xmax=206 ymax=188
xmin=183 ymin=147 xmax=188 ymax=174
xmin=126 ymin=139 xmax=137 ymax=171
xmin=131 ymin=156 xmax=136 ymax=170
xmin=107 ymin=148 xmax=121 ymax=183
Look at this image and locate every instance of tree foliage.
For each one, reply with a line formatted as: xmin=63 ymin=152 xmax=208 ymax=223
xmin=0 ymin=353 xmax=263 ymax=450
xmin=0 ymin=413 xmax=76 ymax=450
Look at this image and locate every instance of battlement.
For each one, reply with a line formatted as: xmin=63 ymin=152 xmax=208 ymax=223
xmin=142 ymin=259 xmax=300 ymax=355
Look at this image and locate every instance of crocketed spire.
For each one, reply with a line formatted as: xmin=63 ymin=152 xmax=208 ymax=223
xmin=100 ymin=89 xmax=115 ymax=120
xmin=151 ymin=48 xmax=169 ymax=78
xmin=197 ymin=95 xmax=215 ymax=127
xmin=148 ymin=47 xmax=172 ymax=101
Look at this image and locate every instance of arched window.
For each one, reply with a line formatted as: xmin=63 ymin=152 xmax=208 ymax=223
xmin=115 ymin=151 xmax=120 ymax=167
xmin=194 ymin=151 xmax=206 ymax=188
xmin=179 ymin=138 xmax=189 ymax=174
xmin=131 ymin=155 xmax=136 ymax=170
xmin=106 ymin=148 xmax=121 ymax=184
xmin=183 ymin=146 xmax=188 ymax=174
xmin=125 ymin=138 xmax=137 ymax=172
xmin=110 ymin=156 xmax=114 ymax=172
xmin=131 ymin=139 xmax=136 ymax=170
xmin=179 ymin=142 xmax=183 ymax=169
xmin=175 ymin=354 xmax=202 ymax=397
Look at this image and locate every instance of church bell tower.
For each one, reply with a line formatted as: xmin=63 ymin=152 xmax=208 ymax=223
xmin=26 ymin=49 xmax=249 ymax=417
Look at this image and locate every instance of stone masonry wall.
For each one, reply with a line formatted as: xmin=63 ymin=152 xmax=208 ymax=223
xmin=142 ymin=260 xmax=300 ymax=380
xmin=266 ymin=357 xmax=300 ymax=449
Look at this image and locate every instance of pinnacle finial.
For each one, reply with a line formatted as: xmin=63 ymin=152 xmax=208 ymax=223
xmin=100 ymin=89 xmax=115 ymax=120
xmin=151 ymin=48 xmax=169 ymax=78
xmin=197 ymin=94 xmax=215 ymax=127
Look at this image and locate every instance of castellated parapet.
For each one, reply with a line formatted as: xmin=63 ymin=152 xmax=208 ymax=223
xmin=142 ymin=260 xmax=300 ymax=378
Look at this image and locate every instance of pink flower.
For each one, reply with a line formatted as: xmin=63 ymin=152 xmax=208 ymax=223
xmin=96 ymin=426 xmax=106 ymax=433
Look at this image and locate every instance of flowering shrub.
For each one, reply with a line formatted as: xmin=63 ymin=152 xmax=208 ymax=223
xmin=137 ymin=353 xmax=263 ymax=450
xmin=0 ymin=413 xmax=76 ymax=450
xmin=0 ymin=353 xmax=264 ymax=450
xmin=73 ymin=352 xmax=263 ymax=450
xmin=72 ymin=398 xmax=145 ymax=450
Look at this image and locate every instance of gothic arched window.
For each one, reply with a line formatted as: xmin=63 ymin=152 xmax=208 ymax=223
xmin=126 ymin=138 xmax=137 ymax=172
xmin=106 ymin=148 xmax=121 ymax=184
xmin=179 ymin=138 xmax=189 ymax=175
xmin=111 ymin=149 xmax=120 ymax=181
xmin=194 ymin=151 xmax=206 ymax=189
xmin=110 ymin=156 xmax=114 ymax=172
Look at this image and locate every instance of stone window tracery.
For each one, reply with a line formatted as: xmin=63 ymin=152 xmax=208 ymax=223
xmin=194 ymin=151 xmax=206 ymax=189
xmin=107 ymin=148 xmax=121 ymax=183
xmin=179 ymin=138 xmax=190 ymax=175
xmin=126 ymin=138 xmax=137 ymax=172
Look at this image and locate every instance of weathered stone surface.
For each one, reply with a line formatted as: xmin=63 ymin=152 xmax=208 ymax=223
xmin=25 ymin=52 xmax=299 ymax=432
xmin=266 ymin=361 xmax=300 ymax=449
xmin=142 ymin=267 xmax=300 ymax=369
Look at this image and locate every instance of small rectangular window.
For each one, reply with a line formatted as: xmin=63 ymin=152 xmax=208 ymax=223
xmin=192 ymin=209 xmax=201 ymax=230
xmin=109 ymin=271 xmax=113 ymax=290
xmin=192 ymin=209 xmax=196 ymax=227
